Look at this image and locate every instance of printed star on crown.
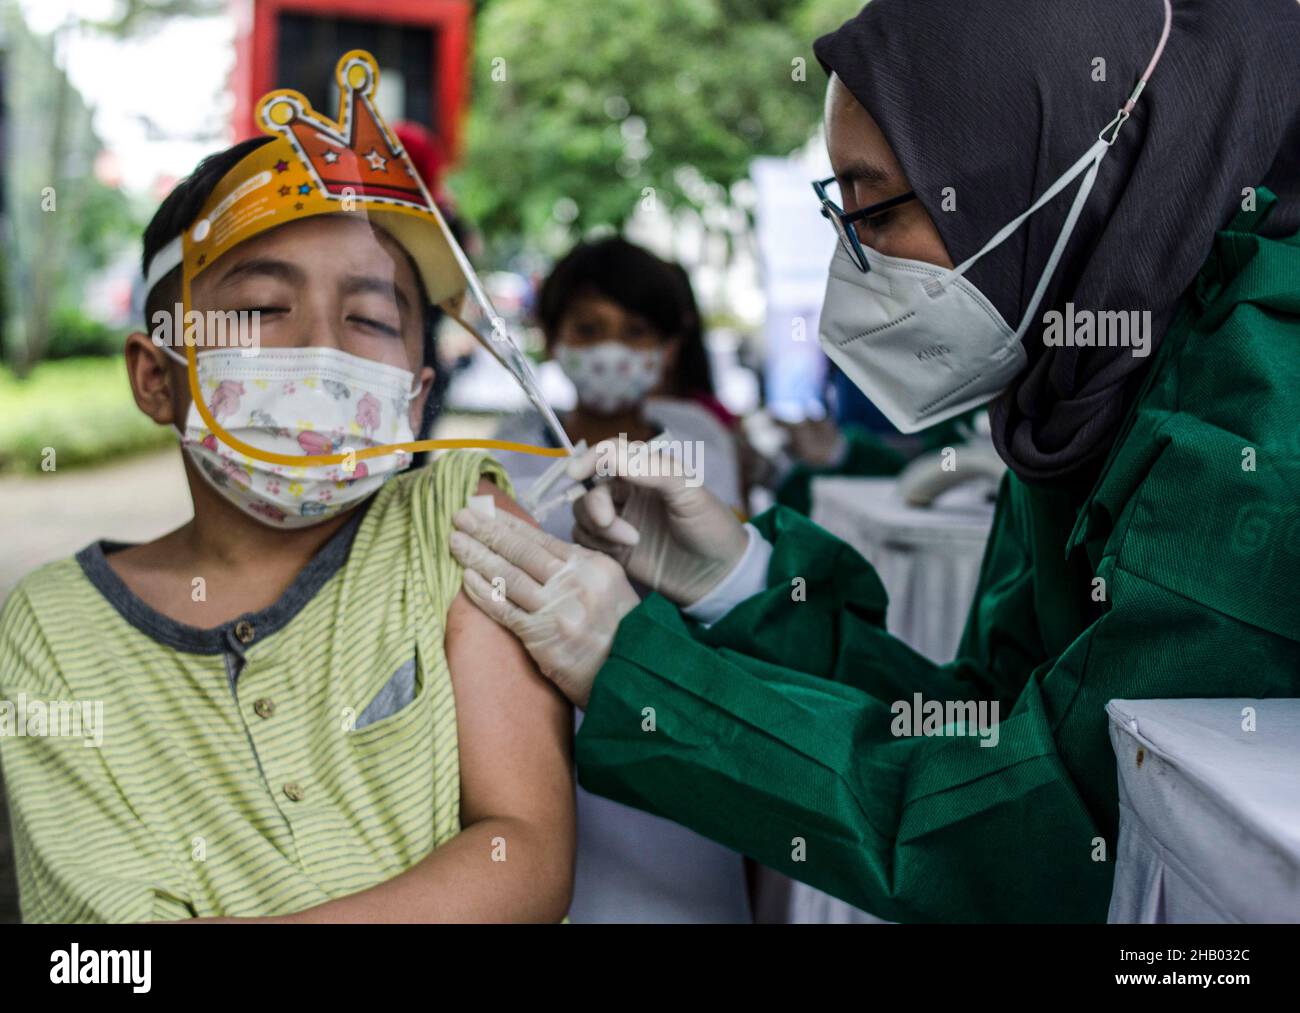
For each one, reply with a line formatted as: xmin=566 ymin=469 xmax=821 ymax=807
xmin=255 ymin=50 xmax=433 ymax=211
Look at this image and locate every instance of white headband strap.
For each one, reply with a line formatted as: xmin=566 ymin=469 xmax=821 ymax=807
xmin=142 ymin=235 xmax=183 ymax=300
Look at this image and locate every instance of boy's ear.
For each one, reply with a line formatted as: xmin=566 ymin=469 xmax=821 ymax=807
xmin=125 ymin=331 xmax=182 ymax=426
xmin=408 ymin=364 xmax=436 ymax=433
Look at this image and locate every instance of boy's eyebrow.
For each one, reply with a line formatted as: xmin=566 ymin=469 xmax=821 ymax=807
xmin=213 ymin=259 xmax=413 ymax=314
xmin=341 ymin=274 xmax=412 ymax=314
xmin=216 ymin=257 xmax=306 ymax=288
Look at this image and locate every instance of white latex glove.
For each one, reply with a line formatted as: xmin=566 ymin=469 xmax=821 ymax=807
xmin=449 ymin=506 xmax=639 ymax=708
xmin=567 ymin=439 xmax=749 ymax=607
xmin=776 ymin=417 xmax=848 ymax=467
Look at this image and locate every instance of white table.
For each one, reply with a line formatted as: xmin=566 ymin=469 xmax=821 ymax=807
xmin=811 ymin=476 xmax=998 ymax=663
xmin=1107 ymin=698 xmax=1300 ymax=923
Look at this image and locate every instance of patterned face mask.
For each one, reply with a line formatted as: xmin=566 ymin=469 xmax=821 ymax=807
xmin=555 ymin=340 xmax=665 ymax=415
xmin=166 ymin=346 xmax=420 ymax=528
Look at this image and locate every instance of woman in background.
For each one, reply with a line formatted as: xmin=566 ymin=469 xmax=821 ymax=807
xmin=497 ymin=237 xmax=742 ymax=515
xmin=494 ymin=237 xmax=749 ymax=923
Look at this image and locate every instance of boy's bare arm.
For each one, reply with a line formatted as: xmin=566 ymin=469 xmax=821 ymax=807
xmin=214 ymin=479 xmax=575 ymax=924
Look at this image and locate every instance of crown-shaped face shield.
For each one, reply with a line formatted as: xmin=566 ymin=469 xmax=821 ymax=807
xmin=145 ymin=50 xmax=570 ymax=468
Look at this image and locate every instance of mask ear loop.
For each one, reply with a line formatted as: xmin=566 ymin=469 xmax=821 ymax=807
xmin=1008 ymin=147 xmax=1105 ymax=342
xmin=933 ymin=137 xmax=1110 ymax=289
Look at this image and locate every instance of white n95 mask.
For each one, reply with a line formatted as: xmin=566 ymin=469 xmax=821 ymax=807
xmin=166 ymin=346 xmax=419 ymax=528
xmin=819 ymin=242 xmax=1027 ymax=434
xmin=556 ymin=341 xmax=665 ymax=415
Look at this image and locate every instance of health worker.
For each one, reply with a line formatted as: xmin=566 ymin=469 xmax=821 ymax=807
xmin=449 ymin=0 xmax=1300 ymax=922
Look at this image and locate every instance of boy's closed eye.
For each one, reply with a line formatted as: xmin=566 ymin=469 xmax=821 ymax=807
xmin=345 ymin=296 xmax=404 ymax=338
xmin=349 ymin=315 xmax=401 ymax=337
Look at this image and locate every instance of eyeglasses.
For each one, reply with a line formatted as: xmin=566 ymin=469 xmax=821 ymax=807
xmin=812 ymin=177 xmax=917 ymax=272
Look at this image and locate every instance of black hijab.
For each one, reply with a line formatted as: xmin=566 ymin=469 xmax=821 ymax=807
xmin=815 ymin=0 xmax=1300 ymax=484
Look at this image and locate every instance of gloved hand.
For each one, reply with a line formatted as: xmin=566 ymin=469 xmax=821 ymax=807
xmin=449 ymin=506 xmax=639 ymax=709
xmin=777 ymin=417 xmax=848 ymax=468
xmin=567 ymin=438 xmax=749 ymax=607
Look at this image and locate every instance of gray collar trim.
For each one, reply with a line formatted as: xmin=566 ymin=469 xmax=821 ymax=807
xmin=74 ymin=503 xmax=370 ymax=656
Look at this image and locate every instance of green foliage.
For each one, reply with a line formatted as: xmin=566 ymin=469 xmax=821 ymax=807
xmin=45 ymin=308 xmax=125 ymax=360
xmin=1 ymin=4 xmax=140 ymax=371
xmin=0 ymin=357 xmax=173 ymax=473
xmin=452 ymin=0 xmax=865 ymax=250
xmin=82 ymin=0 xmax=223 ymax=35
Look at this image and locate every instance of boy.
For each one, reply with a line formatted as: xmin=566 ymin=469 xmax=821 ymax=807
xmin=0 ymin=64 xmax=574 ymax=922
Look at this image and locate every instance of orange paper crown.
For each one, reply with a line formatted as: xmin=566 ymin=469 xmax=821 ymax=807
xmin=178 ymin=50 xmax=468 ymax=307
xmin=259 ymin=51 xmax=433 ymax=211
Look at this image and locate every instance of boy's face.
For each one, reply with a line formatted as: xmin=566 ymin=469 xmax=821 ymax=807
xmin=127 ymin=213 xmax=436 ymax=453
xmin=191 ymin=214 xmax=427 ymax=371
xmin=158 ymin=213 xmax=435 ymax=432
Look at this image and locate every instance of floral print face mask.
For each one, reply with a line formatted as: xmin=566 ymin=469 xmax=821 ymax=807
xmin=555 ymin=340 xmax=665 ymax=415
xmin=167 ymin=346 xmax=420 ymax=528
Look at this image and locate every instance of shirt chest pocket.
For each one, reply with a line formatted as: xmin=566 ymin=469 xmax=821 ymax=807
xmin=355 ymin=656 xmax=419 ymax=730
xmin=334 ymin=642 xmax=443 ymax=864
xmin=347 ymin=643 xmax=433 ymax=751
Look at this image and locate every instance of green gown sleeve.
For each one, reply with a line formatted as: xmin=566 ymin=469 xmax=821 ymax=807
xmin=574 ymin=498 xmax=1110 ymax=923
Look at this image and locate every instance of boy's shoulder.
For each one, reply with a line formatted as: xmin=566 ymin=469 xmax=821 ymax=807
xmin=1 ymin=554 xmax=91 ymax=625
xmin=385 ymin=450 xmax=514 ymax=513
xmin=0 ymin=554 xmax=98 ymax=692
xmin=360 ymin=450 xmax=515 ymax=616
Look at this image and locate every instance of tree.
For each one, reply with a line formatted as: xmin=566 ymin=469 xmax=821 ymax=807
xmin=2 ymin=0 xmax=215 ymax=373
xmin=451 ymin=0 xmax=865 ymax=255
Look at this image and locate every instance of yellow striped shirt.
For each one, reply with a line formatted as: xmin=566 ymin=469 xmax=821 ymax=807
xmin=0 ymin=450 xmax=509 ymax=922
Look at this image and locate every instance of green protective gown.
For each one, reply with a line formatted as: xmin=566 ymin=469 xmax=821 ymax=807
xmin=574 ymin=193 xmax=1300 ymax=923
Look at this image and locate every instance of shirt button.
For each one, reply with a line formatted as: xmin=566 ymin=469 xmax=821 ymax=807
xmin=283 ymin=782 xmax=306 ymax=802
xmin=234 ymin=620 xmax=255 ymax=645
xmin=253 ymin=697 xmax=276 ymax=719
